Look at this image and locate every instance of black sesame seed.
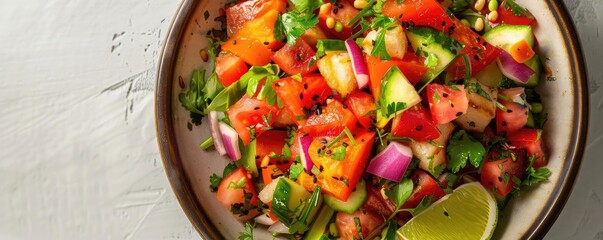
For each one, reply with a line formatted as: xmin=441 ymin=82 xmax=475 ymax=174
xmin=456 ymin=112 xmax=463 ymax=117
xmin=444 ymin=211 xmax=449 ymax=216
xmin=263 ymin=41 xmax=269 ymax=45
xmin=442 ymin=93 xmax=449 ymax=98
xmin=299 ymin=93 xmax=304 ymax=100
xmin=506 ymin=109 xmax=513 ymax=113
xmin=416 ymin=125 xmax=423 ymax=131
xmin=232 ymin=40 xmax=237 ymax=45
xmin=295 ymin=54 xmax=302 ymax=61
xmin=304 ymin=83 xmax=308 ymax=89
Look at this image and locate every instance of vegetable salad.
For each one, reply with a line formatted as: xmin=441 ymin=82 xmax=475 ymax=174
xmin=179 ymin=0 xmax=552 ymax=239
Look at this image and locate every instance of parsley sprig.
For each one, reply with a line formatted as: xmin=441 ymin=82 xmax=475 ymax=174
xmin=274 ymin=0 xmax=321 ymax=45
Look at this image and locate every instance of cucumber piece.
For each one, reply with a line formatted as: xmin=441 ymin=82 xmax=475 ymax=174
xmin=474 ymin=61 xmax=503 ymax=89
xmin=377 ymin=66 xmax=422 ymax=127
xmin=303 ymin=206 xmax=335 ymax=240
xmin=272 ymin=178 xmax=312 ymax=227
xmin=483 ymin=24 xmax=534 ymax=53
xmin=238 ymin=139 xmax=258 ymax=176
xmin=324 ymin=179 xmax=367 ymax=214
xmin=406 ymin=27 xmax=463 ymax=87
xmin=316 ymin=39 xmax=346 ymax=57
xmin=518 ymin=55 xmax=542 ymax=88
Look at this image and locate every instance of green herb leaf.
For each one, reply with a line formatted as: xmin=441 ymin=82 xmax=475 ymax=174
xmin=223 ymin=162 xmax=238 ymax=177
xmin=281 ymin=144 xmax=292 ymax=161
xmin=522 ymin=156 xmax=551 ymax=186
xmin=288 ymin=0 xmax=322 ymax=12
xmin=382 ymin=220 xmax=398 ymax=240
xmin=289 ymin=163 xmax=304 ymax=180
xmin=385 ymin=178 xmax=413 ymax=207
xmin=385 ymin=101 xmax=407 ymax=118
xmin=504 ymin=0 xmax=531 ymax=17
xmin=275 ymin=11 xmax=319 ymax=45
xmin=410 ymin=195 xmax=434 ymax=217
xmin=369 ymin=16 xmax=397 ymax=60
xmin=331 ymin=145 xmax=347 ymax=160
xmin=209 ymin=173 xmax=222 ymax=192
xmin=238 ymin=221 xmax=255 ymax=240
xmin=446 ymin=130 xmax=486 ymax=173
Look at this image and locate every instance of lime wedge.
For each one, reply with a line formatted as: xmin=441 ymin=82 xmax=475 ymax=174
xmin=397 ymin=182 xmax=498 ymax=240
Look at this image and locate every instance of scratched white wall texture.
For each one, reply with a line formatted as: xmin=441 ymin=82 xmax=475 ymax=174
xmin=0 ymin=0 xmax=600 ymax=239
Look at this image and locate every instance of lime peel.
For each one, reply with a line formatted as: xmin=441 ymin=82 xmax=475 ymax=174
xmin=397 ymin=182 xmax=498 ymax=240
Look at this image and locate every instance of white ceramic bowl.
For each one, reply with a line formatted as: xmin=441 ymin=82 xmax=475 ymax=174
xmin=156 ymin=1 xmax=589 ymax=239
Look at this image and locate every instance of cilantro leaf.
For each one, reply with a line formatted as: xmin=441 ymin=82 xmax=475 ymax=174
xmin=522 ymin=156 xmax=552 ymax=186
xmin=409 ymin=195 xmax=434 ymax=217
xmin=369 ymin=16 xmax=397 ymax=60
xmin=223 ymin=162 xmax=238 ymax=177
xmin=275 ymin=11 xmax=319 ymax=45
xmin=331 ymin=145 xmax=347 ymax=161
xmin=446 ymin=130 xmax=486 ymax=173
xmin=289 ymin=163 xmax=304 ymax=180
xmin=466 ymin=82 xmax=492 ymax=101
xmin=209 ymin=173 xmax=222 ymax=192
xmin=238 ymin=221 xmax=255 ymax=240
xmin=288 ymin=0 xmax=322 ymax=13
xmin=504 ymin=0 xmax=531 ymax=17
xmin=179 ymin=69 xmax=208 ymax=115
xmin=384 ymin=101 xmax=407 ymax=118
xmin=385 ymin=178 xmax=413 ymax=207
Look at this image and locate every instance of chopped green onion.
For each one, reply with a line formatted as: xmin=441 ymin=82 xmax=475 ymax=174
xmin=200 ymin=137 xmax=214 ymax=150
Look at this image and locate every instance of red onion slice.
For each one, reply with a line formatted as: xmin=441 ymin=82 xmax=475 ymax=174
xmin=209 ymin=111 xmax=227 ymax=156
xmin=497 ymin=50 xmax=535 ymax=84
xmin=366 ymin=142 xmax=413 ymax=182
xmin=219 ymin=122 xmax=241 ymax=161
xmin=298 ymin=135 xmax=314 ymax=173
xmin=345 ymin=39 xmax=369 ymax=89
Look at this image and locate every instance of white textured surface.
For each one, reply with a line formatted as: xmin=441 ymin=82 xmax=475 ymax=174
xmin=0 ymin=0 xmax=601 ymax=239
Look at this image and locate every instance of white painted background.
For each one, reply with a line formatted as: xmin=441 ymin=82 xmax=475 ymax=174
xmin=0 ymin=0 xmax=601 ymax=239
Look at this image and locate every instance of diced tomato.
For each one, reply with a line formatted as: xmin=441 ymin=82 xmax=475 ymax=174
xmin=226 ymin=95 xmax=280 ymax=145
xmin=222 ymin=38 xmax=273 ymax=66
xmin=226 ymin=0 xmax=287 ymax=36
xmin=480 ymin=148 xmax=528 ymax=197
xmin=229 ymin=9 xmax=283 ymax=50
xmin=217 ymin=167 xmax=259 ymax=221
xmin=272 ymin=75 xmax=333 ymax=125
xmin=303 ymin=100 xmax=357 ymax=137
xmin=496 ymin=88 xmax=528 ymax=134
xmin=308 ymin=130 xmax=375 ymax=200
xmin=446 ymin=19 xmax=502 ymax=80
xmin=256 ymin=130 xmax=293 ymax=172
xmin=335 ymin=208 xmax=384 ymax=239
xmin=365 ymin=53 xmax=427 ymax=100
xmin=215 ymin=52 xmax=248 ymax=87
xmin=271 ymin=38 xmax=318 ymax=75
xmin=318 ymin=1 xmax=360 ymax=39
xmin=383 ymin=0 xmax=453 ymax=32
xmin=507 ymin=128 xmax=547 ymax=168
xmin=363 ymin=186 xmax=396 ymax=217
xmin=344 ymin=91 xmax=376 ymax=128
xmin=426 ymin=84 xmax=469 ymax=124
xmin=383 ymin=0 xmax=501 ymax=79
xmin=401 ymin=170 xmax=446 ymax=209
xmin=509 ymin=39 xmax=535 ymax=63
xmin=493 ymin=1 xmax=536 ymax=26
xmin=391 ymin=104 xmax=440 ymax=141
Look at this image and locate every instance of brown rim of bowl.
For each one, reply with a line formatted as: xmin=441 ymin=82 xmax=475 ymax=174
xmin=155 ymin=0 xmax=589 ymax=239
